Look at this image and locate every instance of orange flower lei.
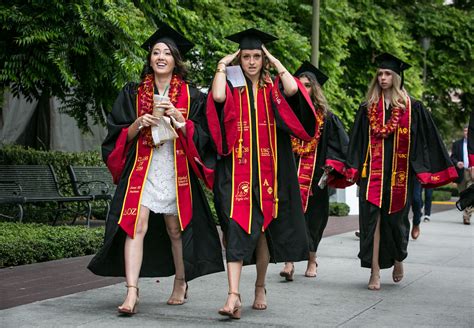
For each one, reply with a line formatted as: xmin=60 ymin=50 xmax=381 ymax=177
xmin=138 ymin=74 xmax=182 ymax=148
xmin=368 ymin=99 xmax=401 ymax=138
xmin=291 ymin=110 xmax=325 ymax=156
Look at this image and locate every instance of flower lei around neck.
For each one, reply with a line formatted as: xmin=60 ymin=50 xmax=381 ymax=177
xmin=368 ymin=94 xmax=403 ymax=139
xmin=139 ymin=74 xmax=182 ymax=148
xmin=291 ymin=109 xmax=325 ymax=156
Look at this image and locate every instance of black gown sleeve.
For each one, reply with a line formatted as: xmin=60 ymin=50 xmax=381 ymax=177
xmin=410 ymin=99 xmax=457 ymax=188
xmin=469 ymin=111 xmax=474 ymax=166
xmin=324 ymin=113 xmax=351 ymax=187
xmin=101 ymin=82 xmax=138 ymax=162
xmin=271 ymin=77 xmax=316 ymax=140
xmin=345 ymin=104 xmax=368 ymax=183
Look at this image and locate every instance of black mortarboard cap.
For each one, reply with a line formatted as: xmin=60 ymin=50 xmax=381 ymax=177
xmin=141 ymin=23 xmax=194 ymax=55
xmin=374 ymin=53 xmax=411 ymax=75
xmin=294 ymin=61 xmax=329 ymax=87
xmin=225 ymin=28 xmax=278 ymax=50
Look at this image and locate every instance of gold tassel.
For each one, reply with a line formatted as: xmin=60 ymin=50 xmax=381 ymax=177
xmin=237 ymin=139 xmax=243 ymax=159
xmin=361 ymin=163 xmax=368 ymax=178
xmin=272 ymin=198 xmax=279 ymax=218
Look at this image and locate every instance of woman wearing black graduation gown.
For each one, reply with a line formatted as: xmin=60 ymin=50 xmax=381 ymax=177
xmin=345 ymin=53 xmax=457 ymax=290
xmin=280 ymin=61 xmax=351 ymax=280
xmin=87 ymin=24 xmax=224 ymax=314
xmin=206 ymin=29 xmax=316 ymax=318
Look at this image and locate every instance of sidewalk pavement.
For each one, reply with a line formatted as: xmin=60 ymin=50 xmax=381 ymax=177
xmin=1 ymin=208 xmax=472 ymax=327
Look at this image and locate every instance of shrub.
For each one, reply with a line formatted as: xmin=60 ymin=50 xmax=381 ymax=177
xmin=436 ymin=184 xmax=459 ymax=197
xmin=0 ymin=222 xmax=104 ymax=267
xmin=329 ymin=202 xmax=350 ymax=216
xmin=432 ymin=190 xmax=452 ymax=201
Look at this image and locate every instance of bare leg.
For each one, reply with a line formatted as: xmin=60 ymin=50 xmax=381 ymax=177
xmin=219 ymin=261 xmax=243 ymax=313
xmin=305 ymin=251 xmax=317 ymax=277
xmin=253 ymin=232 xmax=269 ymax=310
xmin=119 ymin=205 xmax=150 ymax=310
xmin=164 ymin=214 xmax=187 ymax=305
xmin=368 ymin=214 xmax=381 ymax=290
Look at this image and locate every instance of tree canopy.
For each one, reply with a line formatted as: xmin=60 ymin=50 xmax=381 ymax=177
xmin=1 ymin=0 xmax=472 ymax=140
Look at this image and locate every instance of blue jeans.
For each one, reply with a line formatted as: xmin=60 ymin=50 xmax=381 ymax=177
xmin=412 ymin=180 xmax=433 ymax=226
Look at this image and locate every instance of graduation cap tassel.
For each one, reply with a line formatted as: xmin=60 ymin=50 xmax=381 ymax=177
xmin=237 ymin=139 xmax=243 ymax=159
xmin=361 ymin=163 xmax=368 ymax=178
xmin=272 ymin=198 xmax=279 ymax=218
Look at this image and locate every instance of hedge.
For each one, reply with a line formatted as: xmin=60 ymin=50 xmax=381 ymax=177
xmin=329 ymin=202 xmax=350 ymax=216
xmin=432 ymin=190 xmax=452 ymax=201
xmin=435 ymin=184 xmax=459 ymax=197
xmin=0 ymin=222 xmax=104 ymax=267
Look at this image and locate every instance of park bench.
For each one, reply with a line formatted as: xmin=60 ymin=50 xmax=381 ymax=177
xmin=67 ymin=165 xmax=116 ymax=221
xmin=0 ymin=164 xmax=92 ymax=225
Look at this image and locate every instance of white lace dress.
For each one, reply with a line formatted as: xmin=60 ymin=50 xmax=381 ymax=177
xmin=141 ymin=141 xmax=178 ymax=215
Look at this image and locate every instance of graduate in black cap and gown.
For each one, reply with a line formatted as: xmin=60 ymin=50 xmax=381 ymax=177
xmin=206 ymin=28 xmax=316 ymax=319
xmin=87 ymin=23 xmax=224 ymax=315
xmin=279 ymin=61 xmax=352 ymax=281
xmin=345 ymin=53 xmax=457 ymax=290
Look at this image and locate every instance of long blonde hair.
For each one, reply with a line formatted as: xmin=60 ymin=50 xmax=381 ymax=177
xmin=299 ymin=72 xmax=329 ymax=117
xmin=366 ymin=69 xmax=407 ymax=109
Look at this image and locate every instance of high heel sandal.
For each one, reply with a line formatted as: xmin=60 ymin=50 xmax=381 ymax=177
xmin=218 ymin=292 xmax=242 ymax=319
xmin=167 ymin=277 xmax=188 ymax=305
xmin=252 ymin=284 xmax=267 ymax=310
xmin=368 ymin=272 xmax=381 ymax=291
xmin=118 ymin=285 xmax=139 ymax=315
xmin=392 ymin=262 xmax=404 ymax=283
xmin=279 ymin=263 xmax=295 ymax=281
xmin=304 ymin=259 xmax=318 ymax=278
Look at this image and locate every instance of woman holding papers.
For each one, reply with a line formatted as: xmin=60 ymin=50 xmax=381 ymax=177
xmin=279 ymin=61 xmax=351 ymax=281
xmin=206 ymin=28 xmax=316 ymax=319
xmin=88 ymin=24 xmax=224 ymax=315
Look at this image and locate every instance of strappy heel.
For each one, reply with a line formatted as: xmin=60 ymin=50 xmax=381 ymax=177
xmin=167 ymin=277 xmax=188 ymax=305
xmin=279 ymin=263 xmax=295 ymax=281
xmin=252 ymin=284 xmax=267 ymax=310
xmin=118 ymin=285 xmax=139 ymax=315
xmin=305 ymin=259 xmax=318 ymax=278
xmin=392 ymin=261 xmax=404 ymax=283
xmin=218 ymin=292 xmax=242 ymax=319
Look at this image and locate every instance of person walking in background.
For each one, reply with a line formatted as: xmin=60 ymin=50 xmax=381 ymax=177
xmin=279 ymin=61 xmax=351 ymax=280
xmin=451 ymin=125 xmax=473 ymax=225
xmin=207 ymin=28 xmax=316 ymax=319
xmin=345 ymin=53 xmax=457 ymax=291
xmin=87 ymin=24 xmax=224 ymax=315
xmin=410 ymin=180 xmax=433 ymax=239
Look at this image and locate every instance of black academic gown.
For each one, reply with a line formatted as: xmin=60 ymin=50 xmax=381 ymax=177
xmin=346 ymin=98 xmax=456 ymax=269
xmin=302 ymin=112 xmax=349 ymax=252
xmin=209 ymin=78 xmax=315 ymax=264
xmin=469 ymin=111 xmax=474 ymax=163
xmin=88 ymin=82 xmax=224 ymax=280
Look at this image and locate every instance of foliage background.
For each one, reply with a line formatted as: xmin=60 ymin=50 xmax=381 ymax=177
xmin=1 ymin=0 xmax=472 ymax=140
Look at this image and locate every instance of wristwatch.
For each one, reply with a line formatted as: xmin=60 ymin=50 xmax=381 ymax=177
xmin=137 ymin=120 xmax=143 ymax=131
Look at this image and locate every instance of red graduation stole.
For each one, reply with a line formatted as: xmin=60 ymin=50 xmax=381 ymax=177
xmin=118 ymin=75 xmax=193 ymax=238
xmin=366 ymin=94 xmax=411 ymax=214
xmin=230 ymin=83 xmax=278 ymax=234
xmin=291 ymin=111 xmax=324 ymax=212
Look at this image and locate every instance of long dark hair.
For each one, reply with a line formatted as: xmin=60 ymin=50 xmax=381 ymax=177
xmin=140 ymin=41 xmax=188 ymax=80
xmin=298 ymin=72 xmax=329 ymax=117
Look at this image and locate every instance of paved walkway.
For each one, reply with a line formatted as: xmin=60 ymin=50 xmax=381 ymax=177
xmin=1 ymin=206 xmax=472 ymax=327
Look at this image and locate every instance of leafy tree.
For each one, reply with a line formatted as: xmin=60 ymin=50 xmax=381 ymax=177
xmin=1 ymin=0 xmax=151 ymax=131
xmin=1 ymin=0 xmax=471 ymax=141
